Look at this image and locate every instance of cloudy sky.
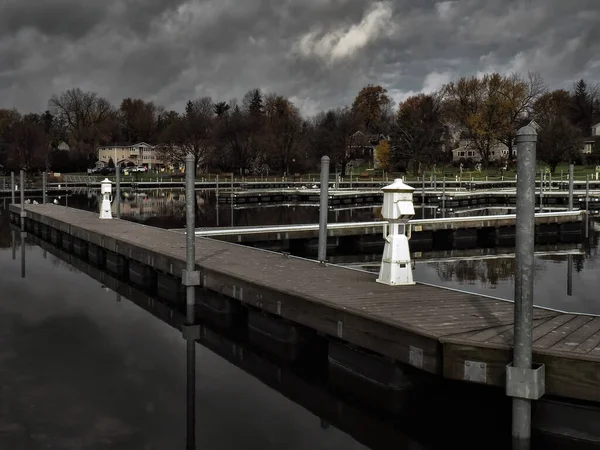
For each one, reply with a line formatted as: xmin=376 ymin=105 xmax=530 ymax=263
xmin=1 ymin=0 xmax=599 ymax=116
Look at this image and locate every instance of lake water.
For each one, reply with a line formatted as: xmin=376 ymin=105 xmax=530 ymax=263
xmin=1 ymin=190 xmax=599 ymax=449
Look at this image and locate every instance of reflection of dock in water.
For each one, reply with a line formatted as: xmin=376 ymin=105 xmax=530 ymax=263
xmin=332 ymin=243 xmax=585 ymax=267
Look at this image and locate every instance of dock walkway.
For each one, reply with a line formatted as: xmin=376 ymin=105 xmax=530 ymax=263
xmin=10 ymin=204 xmax=600 ymax=403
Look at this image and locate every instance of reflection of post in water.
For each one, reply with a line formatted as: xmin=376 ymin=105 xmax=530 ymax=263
xmin=567 ymin=254 xmax=573 ymax=297
xmin=20 ymin=231 xmax=26 ymax=278
xmin=182 ymin=154 xmax=200 ymax=450
xmin=11 ymin=230 xmax=16 ymax=260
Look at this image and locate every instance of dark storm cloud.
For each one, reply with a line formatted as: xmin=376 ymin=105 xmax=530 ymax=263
xmin=0 ymin=0 xmax=107 ymax=39
xmin=0 ymin=0 xmax=599 ymax=116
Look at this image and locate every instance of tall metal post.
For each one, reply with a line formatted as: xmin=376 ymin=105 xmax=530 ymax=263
xmin=20 ymin=170 xmax=25 ymax=226
xmin=11 ymin=172 xmax=15 ymax=204
xmin=230 ymin=173 xmax=234 ymax=227
xmin=568 ymin=164 xmax=574 ymax=211
xmin=20 ymin=230 xmax=26 ymax=278
xmin=442 ymin=176 xmax=446 ymax=214
xmin=42 ymin=171 xmax=47 ymax=204
xmin=422 ymin=174 xmax=426 ymax=219
xmin=585 ymin=175 xmax=589 ymax=212
xmin=510 ymin=125 xmax=538 ymax=442
xmin=567 ymin=254 xmax=573 ymax=296
xmin=115 ymin=165 xmax=121 ymax=219
xmin=585 ymin=175 xmax=590 ymax=239
xmin=318 ymin=156 xmax=330 ymax=263
xmin=539 ymin=168 xmax=543 ymax=212
xmin=182 ymin=153 xmax=199 ymax=450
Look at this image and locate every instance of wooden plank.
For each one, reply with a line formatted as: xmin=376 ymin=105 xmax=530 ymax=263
xmin=487 ymin=314 xmax=575 ymax=345
xmin=550 ymin=317 xmax=600 ymax=353
xmin=534 ymin=315 xmax=595 ymax=349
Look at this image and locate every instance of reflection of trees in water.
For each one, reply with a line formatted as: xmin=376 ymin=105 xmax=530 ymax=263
xmin=69 ymin=190 xmax=382 ymax=229
xmin=432 ymin=258 xmax=548 ymax=287
xmin=432 ymin=259 xmax=516 ymax=287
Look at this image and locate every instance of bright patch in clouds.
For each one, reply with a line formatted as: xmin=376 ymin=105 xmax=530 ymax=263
xmin=435 ymin=1 xmax=457 ymax=19
xmin=388 ymin=71 xmax=454 ymax=105
xmin=295 ymin=2 xmax=394 ymax=62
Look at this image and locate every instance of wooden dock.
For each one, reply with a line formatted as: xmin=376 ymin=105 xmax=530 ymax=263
xmin=10 ymin=203 xmax=600 ymax=404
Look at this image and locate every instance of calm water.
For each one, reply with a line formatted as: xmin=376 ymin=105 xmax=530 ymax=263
xmin=1 ymin=191 xmax=600 ymax=449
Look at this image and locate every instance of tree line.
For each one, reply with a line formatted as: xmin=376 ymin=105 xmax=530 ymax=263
xmin=0 ymin=72 xmax=598 ymax=175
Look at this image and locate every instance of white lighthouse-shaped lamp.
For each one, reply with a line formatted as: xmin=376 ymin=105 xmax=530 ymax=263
xmin=376 ymin=178 xmax=415 ymax=286
xmin=99 ymin=178 xmax=113 ymax=219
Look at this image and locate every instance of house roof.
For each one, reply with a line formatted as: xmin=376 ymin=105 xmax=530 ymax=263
xmin=98 ymin=142 xmax=156 ymax=148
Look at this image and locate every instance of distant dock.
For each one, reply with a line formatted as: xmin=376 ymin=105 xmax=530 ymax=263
xmin=164 ymin=211 xmax=585 ymax=253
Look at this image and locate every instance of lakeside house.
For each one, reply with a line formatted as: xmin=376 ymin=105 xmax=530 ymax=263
xmin=583 ymin=122 xmax=600 ymax=155
xmin=96 ymin=142 xmax=165 ymax=169
xmin=450 ymin=120 xmax=543 ymax=162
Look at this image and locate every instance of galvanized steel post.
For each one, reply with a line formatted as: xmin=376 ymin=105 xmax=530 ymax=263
xmin=567 ymin=254 xmax=573 ymax=296
xmin=42 ymin=171 xmax=47 ymax=204
xmin=20 ymin=170 xmax=25 ymax=226
xmin=20 ymin=229 xmax=26 ymax=278
xmin=422 ymin=174 xmax=425 ymax=219
xmin=539 ymin=168 xmax=543 ymax=212
xmin=586 ymin=175 xmax=590 ymax=239
xmin=442 ymin=176 xmax=446 ymax=213
xmin=585 ymin=175 xmax=590 ymax=212
xmin=568 ymin=164 xmax=574 ymax=210
xmin=182 ymin=153 xmax=200 ymax=450
xmin=318 ymin=156 xmax=330 ymax=263
xmin=11 ymin=172 xmax=15 ymax=204
xmin=510 ymin=125 xmax=538 ymax=442
xmin=115 ymin=165 xmax=121 ymax=219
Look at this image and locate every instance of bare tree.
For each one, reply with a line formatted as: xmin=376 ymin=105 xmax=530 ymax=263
xmin=119 ymin=98 xmax=159 ymax=143
xmin=48 ymin=88 xmax=115 ymax=168
xmin=497 ymin=72 xmax=547 ymax=159
xmin=263 ymin=94 xmax=303 ymax=175
xmin=158 ymin=97 xmax=214 ymax=172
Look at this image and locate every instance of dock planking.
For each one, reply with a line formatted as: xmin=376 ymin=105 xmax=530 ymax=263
xmin=10 ymin=203 xmax=600 ymax=404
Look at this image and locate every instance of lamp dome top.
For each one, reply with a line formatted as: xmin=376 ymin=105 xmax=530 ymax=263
xmin=382 ymin=178 xmax=414 ymax=192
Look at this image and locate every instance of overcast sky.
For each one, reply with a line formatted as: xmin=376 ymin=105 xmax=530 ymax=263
xmin=1 ymin=0 xmax=599 ymax=116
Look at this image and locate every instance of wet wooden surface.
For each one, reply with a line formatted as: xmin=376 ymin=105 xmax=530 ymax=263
xmin=12 ymin=204 xmax=600 ymax=402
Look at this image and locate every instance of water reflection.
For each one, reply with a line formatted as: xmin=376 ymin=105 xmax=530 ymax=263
xmin=61 ymin=189 xmax=533 ymax=230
